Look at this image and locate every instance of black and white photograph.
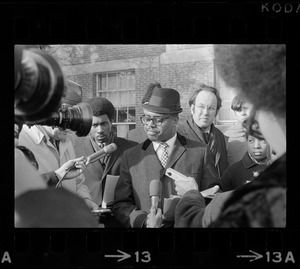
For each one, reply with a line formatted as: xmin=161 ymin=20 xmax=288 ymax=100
xmin=5 ymin=1 xmax=296 ymax=268
xmin=14 ymin=44 xmax=286 ymax=229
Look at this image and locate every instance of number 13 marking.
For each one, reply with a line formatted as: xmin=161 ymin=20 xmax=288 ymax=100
xmin=135 ymin=251 xmax=151 ymax=263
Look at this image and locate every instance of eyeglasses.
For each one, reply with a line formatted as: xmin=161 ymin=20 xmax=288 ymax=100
xmin=243 ymin=109 xmax=264 ymax=140
xmin=194 ymin=104 xmax=217 ymax=112
xmin=140 ymin=115 xmax=172 ymax=126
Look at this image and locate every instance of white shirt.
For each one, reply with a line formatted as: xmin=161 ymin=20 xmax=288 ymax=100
xmin=152 ymin=133 xmax=177 ymax=161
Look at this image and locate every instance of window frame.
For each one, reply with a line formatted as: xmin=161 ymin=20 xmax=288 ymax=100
xmin=94 ymin=70 xmax=136 ymax=137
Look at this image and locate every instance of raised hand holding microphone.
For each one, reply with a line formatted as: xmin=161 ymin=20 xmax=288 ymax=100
xmin=55 ymin=143 xmax=117 ymax=188
xmin=146 ymin=179 xmax=163 ymax=228
xmin=55 ymin=156 xmax=88 ymax=181
xmin=86 ymin=143 xmax=117 ymax=163
xmin=147 ymin=207 xmax=162 ymax=228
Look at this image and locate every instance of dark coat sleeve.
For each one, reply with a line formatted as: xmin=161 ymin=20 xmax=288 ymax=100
xmin=174 ymin=189 xmax=206 ymax=227
xmin=202 ymin=191 xmax=234 ymax=227
xmin=175 ymin=189 xmax=234 ymax=228
xmin=112 ymin=149 xmax=148 ymax=228
xmin=220 ymin=165 xmax=235 ymax=192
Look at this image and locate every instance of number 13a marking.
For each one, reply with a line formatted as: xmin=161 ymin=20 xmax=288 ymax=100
xmin=135 ymin=251 xmax=151 ymax=263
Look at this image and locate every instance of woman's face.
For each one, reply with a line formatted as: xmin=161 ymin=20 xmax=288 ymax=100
xmin=256 ymin=110 xmax=286 ymax=160
xmin=235 ymin=102 xmax=252 ymax=124
xmin=247 ymin=135 xmax=270 ymax=162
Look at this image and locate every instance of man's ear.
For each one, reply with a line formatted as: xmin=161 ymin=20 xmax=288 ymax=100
xmin=190 ymin=104 xmax=195 ymax=115
xmin=173 ymin=116 xmax=179 ymax=124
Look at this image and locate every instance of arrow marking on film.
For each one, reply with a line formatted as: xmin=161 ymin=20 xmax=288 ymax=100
xmin=105 ymin=250 xmax=131 ymax=262
xmin=237 ymin=250 xmax=263 ymax=262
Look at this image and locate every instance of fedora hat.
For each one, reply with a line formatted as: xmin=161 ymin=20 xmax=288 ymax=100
xmin=142 ymin=87 xmax=182 ymax=114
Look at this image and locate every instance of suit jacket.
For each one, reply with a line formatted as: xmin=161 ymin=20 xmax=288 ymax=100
xmin=74 ymin=136 xmax=138 ymax=205
xmin=112 ymin=132 xmax=220 ymax=228
xmin=177 ymin=117 xmax=229 ymax=179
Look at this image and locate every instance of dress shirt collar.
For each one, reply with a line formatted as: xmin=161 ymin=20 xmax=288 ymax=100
xmin=22 ymin=125 xmax=47 ymax=145
xmin=152 ymin=133 xmax=177 ymax=152
xmin=89 ymin=132 xmax=114 ymax=151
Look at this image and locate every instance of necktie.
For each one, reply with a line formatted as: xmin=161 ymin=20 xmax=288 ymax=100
xmin=159 ymin=142 xmax=169 ymax=168
xmin=204 ymin=132 xmax=210 ymax=144
xmin=98 ymin=143 xmax=106 ymax=167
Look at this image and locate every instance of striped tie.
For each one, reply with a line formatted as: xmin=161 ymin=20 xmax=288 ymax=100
xmin=159 ymin=142 xmax=169 ymax=168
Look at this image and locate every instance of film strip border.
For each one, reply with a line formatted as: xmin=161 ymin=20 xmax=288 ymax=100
xmin=8 ymin=2 xmax=299 ymax=43
xmin=5 ymin=1 xmax=298 ymax=268
xmin=0 ymin=229 xmax=298 ymax=267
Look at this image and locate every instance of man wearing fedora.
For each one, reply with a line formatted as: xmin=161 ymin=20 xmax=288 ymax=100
xmin=112 ymin=87 xmax=220 ymax=228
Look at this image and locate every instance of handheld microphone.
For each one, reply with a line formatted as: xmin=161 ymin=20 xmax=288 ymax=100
xmin=55 ymin=143 xmax=117 ymax=188
xmin=149 ymin=179 xmax=162 ymax=211
xmin=87 ymin=143 xmax=117 ymax=163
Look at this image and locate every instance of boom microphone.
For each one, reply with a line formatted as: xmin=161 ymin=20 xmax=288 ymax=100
xmin=149 ymin=179 xmax=162 ymax=211
xmin=87 ymin=143 xmax=117 ymax=163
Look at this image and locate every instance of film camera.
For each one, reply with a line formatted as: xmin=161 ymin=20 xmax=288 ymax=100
xmin=14 ymin=45 xmax=92 ymax=137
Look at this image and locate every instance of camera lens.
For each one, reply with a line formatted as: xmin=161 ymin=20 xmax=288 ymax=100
xmin=15 ymin=46 xmax=65 ymax=123
xmin=38 ymin=102 xmax=93 ymax=137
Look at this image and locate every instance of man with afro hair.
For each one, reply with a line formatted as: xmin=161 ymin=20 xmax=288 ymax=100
xmin=74 ymin=97 xmax=138 ymax=227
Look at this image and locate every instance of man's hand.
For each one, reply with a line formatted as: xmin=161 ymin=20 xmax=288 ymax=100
xmin=146 ymin=207 xmax=162 ymax=228
xmin=55 ymin=156 xmax=90 ymax=180
xmin=174 ymin=177 xmax=198 ymax=196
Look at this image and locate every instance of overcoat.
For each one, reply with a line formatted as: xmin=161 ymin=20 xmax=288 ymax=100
xmin=74 ymin=136 xmax=138 ymax=205
xmin=221 ymin=152 xmax=269 ymax=191
xmin=177 ymin=117 xmax=229 ymax=178
xmin=18 ymin=125 xmax=97 ymax=210
xmin=112 ymin=133 xmax=220 ymax=228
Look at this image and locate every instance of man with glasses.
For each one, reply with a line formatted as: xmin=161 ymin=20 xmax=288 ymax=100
xmin=177 ymin=84 xmax=229 ymax=179
xmin=126 ymin=82 xmax=162 ymax=143
xmin=112 ymin=87 xmax=219 ymax=228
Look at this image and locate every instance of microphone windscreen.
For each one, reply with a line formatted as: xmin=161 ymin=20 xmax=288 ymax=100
xmin=149 ymin=179 xmax=162 ymax=197
xmin=104 ymin=143 xmax=117 ymax=154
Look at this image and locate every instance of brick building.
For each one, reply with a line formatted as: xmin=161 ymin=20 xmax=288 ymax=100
xmin=48 ymin=45 xmax=236 ymax=138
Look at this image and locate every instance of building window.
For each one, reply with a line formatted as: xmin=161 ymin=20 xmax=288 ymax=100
xmin=215 ymin=68 xmax=237 ymax=125
xmin=95 ymin=70 xmax=136 ymax=138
